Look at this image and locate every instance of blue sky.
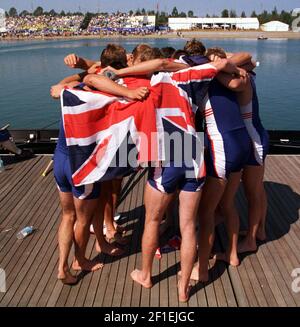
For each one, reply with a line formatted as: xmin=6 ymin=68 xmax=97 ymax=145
xmin=0 ymin=0 xmax=299 ymax=15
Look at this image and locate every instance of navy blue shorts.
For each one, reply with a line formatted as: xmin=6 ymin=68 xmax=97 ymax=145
xmin=53 ymin=149 xmax=101 ymax=200
xmin=148 ymin=161 xmax=204 ymax=194
xmin=205 ymin=128 xmax=252 ymax=179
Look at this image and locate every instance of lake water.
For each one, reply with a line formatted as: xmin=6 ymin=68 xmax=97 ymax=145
xmin=0 ymin=37 xmax=299 ymax=130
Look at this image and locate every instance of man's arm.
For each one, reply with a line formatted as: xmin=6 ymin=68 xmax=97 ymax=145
xmin=83 ymin=74 xmax=149 ymax=101
xmin=64 ymin=53 xmax=99 ymax=70
xmin=216 ymin=72 xmax=249 ymax=92
xmin=103 ymin=59 xmax=188 ymax=78
xmin=211 ymin=59 xmax=246 ymax=76
xmin=50 ymin=72 xmax=88 ymax=99
xmin=227 ymin=52 xmax=256 ymax=71
xmin=58 ymin=72 xmax=87 ymax=85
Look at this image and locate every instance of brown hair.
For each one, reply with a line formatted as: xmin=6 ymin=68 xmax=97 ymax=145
xmin=100 ymin=44 xmax=128 ymax=69
xmin=132 ymin=43 xmax=152 ymax=62
xmin=160 ymin=46 xmax=176 ymax=58
xmin=184 ymin=38 xmax=206 ymax=56
xmin=172 ymin=49 xmax=188 ymax=59
xmin=205 ymin=47 xmax=227 ymax=59
xmin=139 ymin=47 xmax=164 ymax=62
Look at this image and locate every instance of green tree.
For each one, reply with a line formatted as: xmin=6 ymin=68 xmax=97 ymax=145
xmin=188 ymin=10 xmax=194 ymax=17
xmin=171 ymin=7 xmax=179 ymax=17
xmin=206 ymin=14 xmax=210 ymax=18
xmin=271 ymin=6 xmax=279 ymax=21
xmin=49 ymin=9 xmax=57 ymax=16
xmin=60 ymin=10 xmax=66 ymax=16
xmin=20 ymin=10 xmax=30 ymax=17
xmin=80 ymin=12 xmax=93 ymax=29
xmin=8 ymin=7 xmax=18 ymax=17
xmin=179 ymin=12 xmax=187 ymax=17
xmin=147 ymin=10 xmax=156 ymax=15
xmin=135 ymin=9 xmax=141 ymax=15
xmin=241 ymin=11 xmax=246 ymax=18
xmin=129 ymin=10 xmax=134 ymax=16
xmin=33 ymin=6 xmax=44 ymax=16
xmin=258 ymin=10 xmax=269 ymax=24
xmin=230 ymin=10 xmax=237 ymax=18
xmin=251 ymin=10 xmax=257 ymax=18
xmin=157 ymin=11 xmax=168 ymax=26
xmin=279 ymin=10 xmax=292 ymax=25
xmin=221 ymin=9 xmax=229 ymax=18
xmin=141 ymin=8 xmax=146 ymax=15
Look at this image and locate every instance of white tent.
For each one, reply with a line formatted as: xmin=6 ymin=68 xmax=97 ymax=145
xmin=261 ymin=21 xmax=289 ymax=32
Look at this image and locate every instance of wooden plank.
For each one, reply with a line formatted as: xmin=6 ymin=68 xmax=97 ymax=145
xmin=18 ymin=205 xmax=61 ymax=306
xmin=0 ymin=158 xmax=50 ymax=253
xmin=167 ymin=251 xmax=179 ymax=307
xmin=235 ymin=189 xmax=285 ymax=307
xmin=120 ymin=174 xmax=145 ymax=307
xmin=110 ymin=178 xmax=136 ymax=307
xmin=159 ymin=251 xmax=169 ymax=307
xmin=216 ymin=224 xmax=249 ymax=307
xmin=0 ymin=182 xmax=59 ymax=305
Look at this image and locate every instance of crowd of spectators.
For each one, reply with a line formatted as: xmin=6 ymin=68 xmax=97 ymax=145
xmin=87 ymin=13 xmax=155 ymax=35
xmin=1 ymin=12 xmax=157 ymax=38
xmin=4 ymin=14 xmax=84 ymax=37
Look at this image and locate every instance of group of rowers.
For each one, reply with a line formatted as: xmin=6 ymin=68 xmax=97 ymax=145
xmin=50 ymin=39 xmax=269 ymax=302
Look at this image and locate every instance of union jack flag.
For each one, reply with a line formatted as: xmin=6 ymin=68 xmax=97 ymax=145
xmin=61 ymin=64 xmax=217 ymax=186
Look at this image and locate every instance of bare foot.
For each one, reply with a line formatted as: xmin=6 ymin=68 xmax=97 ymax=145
xmin=72 ymin=259 xmax=103 ymax=272
xmin=189 ymin=262 xmax=200 ymax=281
xmin=239 ymin=230 xmax=266 ymax=242
xmin=57 ymin=270 xmax=77 ymax=285
xmin=130 ymin=269 xmax=152 ymax=288
xmin=106 ymin=231 xmax=129 ymax=245
xmin=188 ymin=262 xmax=209 ymax=282
xmin=95 ymin=240 xmax=125 ymax=256
xmin=256 ymin=227 xmax=266 ymax=242
xmin=214 ymin=252 xmax=240 ymax=267
xmin=178 ymin=279 xmax=191 ymax=303
xmin=238 ymin=238 xmax=257 ymax=254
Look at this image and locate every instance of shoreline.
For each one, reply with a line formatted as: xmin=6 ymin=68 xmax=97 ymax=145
xmin=1 ymin=30 xmax=300 ymax=42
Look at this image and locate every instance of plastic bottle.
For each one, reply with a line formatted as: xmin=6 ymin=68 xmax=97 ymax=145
xmin=16 ymin=226 xmax=35 ymax=240
xmin=0 ymin=157 xmax=4 ymax=173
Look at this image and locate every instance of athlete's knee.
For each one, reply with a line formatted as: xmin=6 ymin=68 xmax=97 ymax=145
xmin=62 ymin=209 xmax=76 ymax=224
xmin=180 ymin=218 xmax=196 ymax=234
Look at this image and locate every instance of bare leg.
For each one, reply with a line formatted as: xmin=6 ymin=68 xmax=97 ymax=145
xmin=239 ymin=166 xmax=266 ymax=252
xmin=111 ymin=178 xmax=125 ymax=232
xmin=92 ymin=199 xmax=124 ymax=256
xmin=73 ymin=197 xmax=103 ymax=271
xmin=102 ymin=181 xmax=126 ymax=243
xmin=257 ymin=185 xmax=267 ymax=240
xmin=131 ymin=182 xmax=173 ymax=288
xmin=159 ymin=193 xmax=177 ymax=235
xmin=218 ymin=172 xmax=241 ymax=266
xmin=196 ymin=177 xmax=226 ymax=282
xmin=178 ymin=190 xmax=201 ymax=302
xmin=57 ymin=191 xmax=77 ymax=285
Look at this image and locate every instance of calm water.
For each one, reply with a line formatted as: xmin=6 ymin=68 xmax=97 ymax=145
xmin=0 ymin=37 xmax=299 ymax=129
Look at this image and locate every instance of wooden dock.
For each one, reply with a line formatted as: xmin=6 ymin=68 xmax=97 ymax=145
xmin=0 ymin=155 xmax=299 ymax=307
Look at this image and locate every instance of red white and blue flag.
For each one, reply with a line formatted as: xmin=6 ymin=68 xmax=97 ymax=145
xmin=61 ymin=64 xmax=217 ymax=186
